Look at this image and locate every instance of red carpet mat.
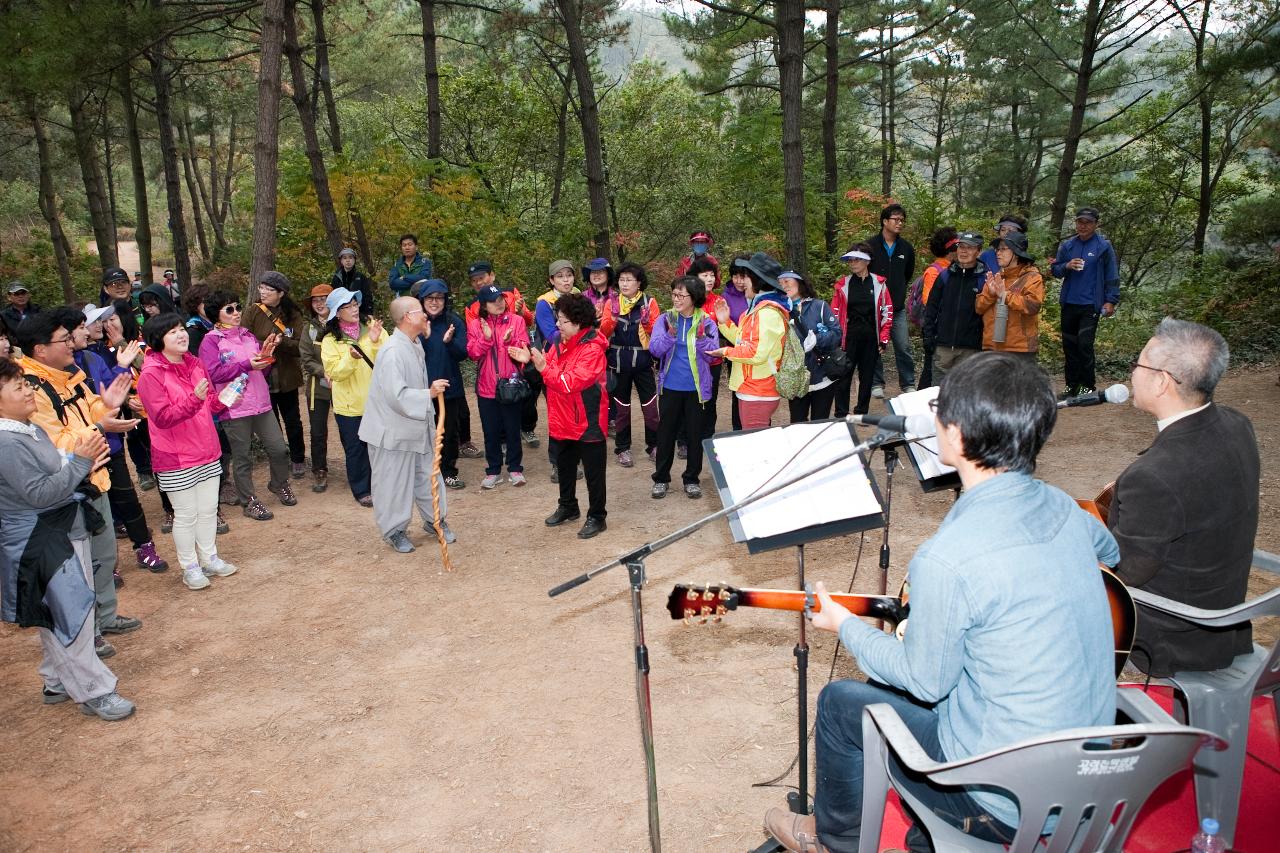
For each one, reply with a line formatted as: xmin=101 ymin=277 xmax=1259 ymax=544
xmin=869 ymin=686 xmax=1279 ymax=852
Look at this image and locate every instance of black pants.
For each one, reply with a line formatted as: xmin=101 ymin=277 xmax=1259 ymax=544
xmin=552 ymin=438 xmax=606 ymax=520
xmin=271 ymin=389 xmax=306 ymax=465
xmin=440 ymin=395 xmax=462 ymax=479
xmin=308 ymin=395 xmax=331 ymax=473
xmin=106 ymin=451 xmax=151 ymax=548
xmin=653 ymin=390 xmax=706 ymax=485
xmin=788 ymin=382 xmax=838 ymax=423
xmin=918 ymin=341 xmax=936 ymax=389
xmin=1060 ymin=303 xmax=1100 ymax=393
xmin=522 ymin=368 xmax=541 ymax=434
xmin=701 ymin=361 xmax=723 ymax=438
xmin=126 ymin=416 xmax=153 ymax=477
xmin=458 ymin=392 xmax=473 ymax=444
xmin=835 ymin=325 xmax=880 ymax=417
xmin=612 ymin=365 xmax=658 ymax=454
xmin=477 ymin=395 xmax=523 ymax=475
xmin=334 ymin=413 xmax=371 ymax=499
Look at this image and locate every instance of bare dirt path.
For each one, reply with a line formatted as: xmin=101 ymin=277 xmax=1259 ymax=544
xmin=1 ymin=364 xmax=1277 ymax=852
xmin=87 ymin=240 xmax=164 ymax=283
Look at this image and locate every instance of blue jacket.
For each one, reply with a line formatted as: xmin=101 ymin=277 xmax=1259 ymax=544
xmin=790 ymin=297 xmax=840 ymax=387
xmin=418 ymin=310 xmax=468 ymax=400
xmin=1051 ymin=233 xmax=1120 ymax=311
xmin=388 ymin=253 xmax=434 ymax=296
xmin=75 ymin=348 xmax=130 ymax=454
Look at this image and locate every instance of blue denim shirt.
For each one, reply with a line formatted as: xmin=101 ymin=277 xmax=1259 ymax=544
xmin=839 ymin=471 xmax=1120 ymax=826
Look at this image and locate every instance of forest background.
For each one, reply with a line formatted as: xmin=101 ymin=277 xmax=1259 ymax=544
xmin=0 ymin=0 xmax=1277 ymax=374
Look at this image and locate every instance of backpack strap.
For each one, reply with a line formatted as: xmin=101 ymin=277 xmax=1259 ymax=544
xmin=24 ymin=373 xmax=89 ymax=427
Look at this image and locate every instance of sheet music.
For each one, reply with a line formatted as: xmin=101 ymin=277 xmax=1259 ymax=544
xmin=888 ymin=387 xmax=955 ymax=481
xmin=711 ymin=421 xmax=882 ymax=541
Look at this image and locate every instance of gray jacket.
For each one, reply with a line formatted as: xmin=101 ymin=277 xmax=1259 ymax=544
xmin=358 ymin=328 xmax=437 ymax=453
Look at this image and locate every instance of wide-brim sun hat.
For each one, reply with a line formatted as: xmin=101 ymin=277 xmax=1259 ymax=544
xmin=741 ymin=251 xmax=782 ymax=290
xmin=994 ymin=232 xmax=1035 ymax=263
xmin=325 ymin=287 xmax=362 ymax=317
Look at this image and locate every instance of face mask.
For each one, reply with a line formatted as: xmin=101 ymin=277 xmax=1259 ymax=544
xmin=691 ymin=243 xmax=708 ymax=256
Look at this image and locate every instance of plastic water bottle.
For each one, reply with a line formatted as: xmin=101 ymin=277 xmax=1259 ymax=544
xmin=1191 ymin=818 xmax=1226 ymax=853
xmin=218 ymin=372 xmax=248 ymax=407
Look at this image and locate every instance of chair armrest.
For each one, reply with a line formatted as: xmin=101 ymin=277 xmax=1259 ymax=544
xmin=1255 ymin=549 xmax=1280 ymax=577
xmin=1116 ymin=686 xmax=1176 ymax=725
xmin=1129 ymin=585 xmax=1280 ymax=626
xmin=863 ymin=704 xmax=943 ymax=775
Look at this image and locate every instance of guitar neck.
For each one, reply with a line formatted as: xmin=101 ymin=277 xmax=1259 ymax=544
xmin=733 ymin=589 xmax=906 ymax=625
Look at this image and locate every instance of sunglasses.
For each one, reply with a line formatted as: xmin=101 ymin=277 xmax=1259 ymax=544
xmin=222 ymin=304 xmax=242 ymax=314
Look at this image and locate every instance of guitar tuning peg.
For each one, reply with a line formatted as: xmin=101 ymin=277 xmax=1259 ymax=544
xmin=702 ymin=588 xmax=714 ymax=601
xmin=683 ymin=607 xmax=696 ymax=626
xmin=685 ymin=588 xmax=698 ymax=601
xmin=699 ymin=605 xmax=711 ymax=624
xmin=718 ymin=588 xmax=731 ymax=600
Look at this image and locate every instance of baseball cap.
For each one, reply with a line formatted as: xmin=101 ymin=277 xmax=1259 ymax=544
xmin=955 ymin=231 xmax=984 ymax=247
xmin=102 ymin=266 xmax=129 ymax=284
xmin=1075 ymin=207 xmax=1100 ymax=222
xmin=477 ymin=284 xmax=503 ymax=303
xmin=468 ymin=261 xmax=493 ymax=278
xmin=548 ymin=259 xmax=573 ymax=278
xmin=7 ymin=281 xmax=29 ymax=294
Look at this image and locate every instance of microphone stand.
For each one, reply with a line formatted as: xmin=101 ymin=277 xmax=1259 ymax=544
xmin=549 ymin=428 xmax=900 ymax=853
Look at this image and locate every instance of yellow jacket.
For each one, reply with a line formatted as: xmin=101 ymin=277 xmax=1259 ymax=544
xmin=718 ymin=297 xmax=788 ymax=398
xmin=20 ymin=356 xmax=112 ymax=492
xmin=320 ymin=325 xmax=385 ymax=416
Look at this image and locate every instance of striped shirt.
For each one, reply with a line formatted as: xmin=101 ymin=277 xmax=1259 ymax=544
xmin=156 ymin=459 xmax=222 ymax=493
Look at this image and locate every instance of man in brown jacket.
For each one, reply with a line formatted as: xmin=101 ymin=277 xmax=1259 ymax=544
xmin=246 ymin=271 xmax=307 ymax=478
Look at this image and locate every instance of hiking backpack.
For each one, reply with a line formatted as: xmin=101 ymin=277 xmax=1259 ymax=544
xmin=774 ymin=321 xmax=810 ymax=400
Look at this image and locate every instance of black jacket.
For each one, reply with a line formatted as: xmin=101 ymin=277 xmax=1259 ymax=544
xmin=1109 ymin=404 xmax=1259 ymax=677
xmin=866 ymin=234 xmax=916 ymax=310
xmin=1 ymin=303 xmax=39 ymax=338
xmin=331 ymin=267 xmax=376 ymax=318
xmin=922 ymin=261 xmax=988 ymax=350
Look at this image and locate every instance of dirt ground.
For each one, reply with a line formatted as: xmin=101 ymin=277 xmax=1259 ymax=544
xmin=1 ymin=363 xmax=1277 ymax=852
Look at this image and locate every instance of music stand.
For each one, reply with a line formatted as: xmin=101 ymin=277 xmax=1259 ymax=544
xmin=704 ymin=419 xmax=885 ymax=852
xmin=887 ymin=387 xmax=961 ymax=493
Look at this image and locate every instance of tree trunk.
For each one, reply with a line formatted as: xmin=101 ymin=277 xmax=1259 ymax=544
xmin=311 ymin=0 xmax=344 ymax=151
xmin=556 ymin=0 xmax=611 ymax=260
xmin=119 ymin=63 xmax=153 ymax=285
xmin=147 ymin=18 xmax=192 ymax=289
xmin=879 ymin=24 xmax=897 ymax=197
xmin=776 ymin=0 xmax=807 ymax=273
xmin=102 ymin=108 xmax=119 ymax=246
xmin=252 ymin=0 xmax=287 ymax=289
xmin=177 ymin=118 xmax=211 ymax=261
xmin=29 ymin=99 xmax=74 ymax=300
xmin=419 ymin=0 xmax=442 ymax=159
xmin=68 ymin=86 xmax=119 ymax=270
xmin=284 ymin=0 xmax=345 ymax=257
xmin=1048 ymin=0 xmax=1102 ymax=242
xmin=1191 ymin=1 xmax=1213 ymax=263
xmin=549 ymin=81 xmax=569 ymax=214
xmin=821 ymin=0 xmax=839 ymax=255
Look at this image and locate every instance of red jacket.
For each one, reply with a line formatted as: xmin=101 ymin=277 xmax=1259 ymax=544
xmin=830 ymin=272 xmax=893 ymax=348
xmin=544 ymin=327 xmax=609 ymax=442
xmin=136 ymin=349 xmax=228 ymax=473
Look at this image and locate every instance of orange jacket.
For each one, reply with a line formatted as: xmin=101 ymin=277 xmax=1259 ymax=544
xmin=20 ymin=355 xmax=114 ymax=492
xmin=718 ymin=295 xmax=789 ymax=399
xmin=975 ymin=263 xmax=1044 ymax=353
xmin=465 ymin=286 xmax=534 ymax=326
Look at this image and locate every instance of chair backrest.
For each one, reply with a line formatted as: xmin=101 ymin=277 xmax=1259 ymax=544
xmin=864 ymin=704 xmax=1225 ymax=853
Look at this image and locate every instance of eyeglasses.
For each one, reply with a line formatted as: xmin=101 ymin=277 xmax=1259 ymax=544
xmin=927 ymin=398 xmax=938 ymax=412
xmin=423 ymin=295 xmax=446 ymax=301
xmin=555 ymin=316 xmax=575 ymax=325
xmin=404 ymin=309 xmax=425 ymax=317
xmin=222 ymin=304 xmax=242 ymax=314
xmin=47 ymin=335 xmax=73 ymax=346
xmin=887 ymin=216 xmax=906 ymax=224
xmin=1130 ymin=360 xmax=1182 ymax=384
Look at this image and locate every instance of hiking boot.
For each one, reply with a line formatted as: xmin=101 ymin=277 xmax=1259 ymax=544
xmin=577 ymin=517 xmax=606 ymax=539
xmin=269 ymin=483 xmax=298 ymax=506
xmin=870 ymin=385 xmax=885 ymax=398
xmin=160 ymin=512 xmax=174 ymax=534
xmin=80 ymin=692 xmax=136 ymax=722
xmin=101 ymin=615 xmax=141 ymax=635
xmin=357 ymin=495 xmax=373 ymax=507
xmin=135 ymin=542 xmax=169 ymax=573
xmin=902 ymin=384 xmax=916 ymax=394
xmin=113 ymin=568 xmax=123 ymax=589
xmin=291 ymin=462 xmax=307 ymax=479
xmin=651 ymin=482 xmax=669 ymax=499
xmin=137 ymin=473 xmax=156 ymax=491
xmin=182 ymin=565 xmax=211 ymax=590
xmin=94 ymin=636 xmax=116 ymax=659
xmin=311 ymin=469 xmax=328 ymax=493
xmin=481 ymin=474 xmax=503 ymax=489
xmin=242 ymin=497 xmax=274 ymax=521
xmin=545 ymin=506 xmax=581 ymax=527
xmin=216 ymin=512 xmax=230 ymax=535
xmin=617 ymin=450 xmax=634 ymax=468
xmin=521 ymin=430 xmax=540 ymax=447
xmin=219 ymin=481 xmax=241 ymax=506
xmin=387 ymin=531 xmax=415 ymax=553
xmin=549 ymin=468 xmax=559 ymax=484
xmin=426 ymin=519 xmax=457 ymax=544
xmin=685 ymin=483 xmax=703 ymax=499
xmin=42 ymin=683 xmax=69 ymax=705
xmin=444 ymin=475 xmax=465 ymax=490
xmin=509 ymin=471 xmax=527 ymax=487
xmin=202 ymin=557 xmax=238 ymax=577
xmin=763 ymin=807 xmax=829 ymax=853
xmin=459 ymin=442 xmax=482 ymax=459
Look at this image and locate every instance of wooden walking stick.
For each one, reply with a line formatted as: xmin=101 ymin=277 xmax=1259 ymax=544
xmin=429 ymin=392 xmax=454 ymax=571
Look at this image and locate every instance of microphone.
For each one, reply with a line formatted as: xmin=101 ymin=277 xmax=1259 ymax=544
xmin=846 ymin=413 xmax=936 ymax=435
xmin=1056 ymin=383 xmax=1129 ymax=409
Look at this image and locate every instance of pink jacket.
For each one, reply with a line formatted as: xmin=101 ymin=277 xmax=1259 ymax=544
xmin=198 ymin=325 xmax=272 ymax=418
xmin=466 ymin=310 xmax=530 ymax=400
xmin=137 ymin=350 xmax=227 ymax=473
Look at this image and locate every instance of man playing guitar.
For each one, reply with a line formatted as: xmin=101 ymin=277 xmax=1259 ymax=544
xmin=765 ymin=353 xmax=1120 ymax=853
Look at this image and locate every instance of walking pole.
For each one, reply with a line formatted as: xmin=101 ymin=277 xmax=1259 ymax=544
xmin=429 ymin=393 xmax=454 ymax=571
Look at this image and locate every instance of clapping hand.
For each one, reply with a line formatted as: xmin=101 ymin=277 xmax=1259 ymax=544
xmin=100 ymin=373 xmax=133 ymax=411
xmin=442 ymin=323 xmax=455 ymax=343
xmin=260 ymin=333 xmax=280 ymax=359
xmin=73 ymin=429 xmax=111 ymax=470
xmin=98 ymin=415 xmax=138 ymax=434
xmin=508 ymin=344 xmax=531 ymax=364
xmin=115 ymin=340 xmax=141 ymax=369
xmin=193 ymin=379 xmax=210 ymax=400
xmin=715 ymin=302 xmax=730 ymax=325
xmin=481 ymin=321 xmax=493 ymax=340
xmin=126 ymin=396 xmax=145 ymax=413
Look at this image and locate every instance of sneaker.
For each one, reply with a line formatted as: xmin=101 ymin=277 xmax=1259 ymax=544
xmin=676 ymin=441 xmax=687 ymax=460
xmin=357 ymin=495 xmax=374 ymax=507
xmin=242 ymin=497 xmax=274 ymax=521
xmin=444 ymin=475 xmax=465 ymax=490
xmin=101 ymin=615 xmax=142 ymax=635
xmin=202 ymin=557 xmax=238 ymax=577
xmin=114 ymin=523 xmax=128 ymax=539
xmin=509 ymin=471 xmax=527 ymax=487
xmin=182 ymin=565 xmax=211 ymax=590
xmin=269 ymin=483 xmax=298 ymax=506
xmin=135 ymin=542 xmax=169 ymax=573
xmin=113 ymin=568 xmax=123 ymax=589
xmin=160 ymin=512 xmax=174 ymax=535
xmin=425 ymin=519 xmax=457 ymax=544
xmin=685 ymin=483 xmax=703 ymax=499
xmin=871 ymin=385 xmax=885 ymax=398
xmin=1058 ymin=387 xmax=1080 ymax=401
xmin=481 ymin=474 xmax=503 ymax=489
xmin=647 ymin=447 xmax=657 ymax=463
xmin=219 ymin=481 xmax=241 ymax=506
xmin=216 ymin=512 xmax=230 ymax=535
xmin=902 ymin=384 xmax=916 ymax=394
xmin=763 ymin=807 xmax=829 ymax=853
xmin=577 ymin=517 xmax=606 ymax=539
xmin=545 ymin=506 xmax=581 ymax=527
xmin=387 ymin=531 xmax=415 ymax=553
xmin=311 ymin=470 xmax=328 ymax=493
xmin=79 ymin=692 xmax=136 ymax=722
xmin=94 ymin=636 xmax=116 ymax=659
xmin=617 ymin=450 xmax=634 ymax=468
xmin=291 ymin=462 xmax=307 ymax=479
xmin=521 ymin=430 xmax=540 ymax=448
xmin=651 ymin=482 xmax=669 ymax=499
xmin=137 ymin=473 xmax=156 ymax=491
xmin=459 ymin=442 xmax=483 ymax=459
xmin=42 ymin=683 xmax=69 ymax=705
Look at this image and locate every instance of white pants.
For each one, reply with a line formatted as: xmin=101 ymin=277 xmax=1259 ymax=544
xmin=38 ymin=538 xmax=118 ymax=703
xmin=166 ymin=475 xmax=220 ymax=569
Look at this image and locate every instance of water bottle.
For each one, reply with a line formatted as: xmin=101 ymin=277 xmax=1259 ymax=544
xmin=993 ymin=294 xmax=1009 ymax=344
xmin=1190 ymin=817 xmax=1226 ymax=853
xmin=218 ymin=372 xmax=248 ymax=407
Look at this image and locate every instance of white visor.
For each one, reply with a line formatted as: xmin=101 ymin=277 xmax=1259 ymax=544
xmin=840 ymin=250 xmax=872 ymax=262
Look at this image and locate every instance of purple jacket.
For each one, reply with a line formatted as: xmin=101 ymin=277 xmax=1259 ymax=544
xmin=721 ymin=285 xmax=750 ymax=324
xmin=198 ymin=325 xmax=271 ymax=418
xmin=648 ymin=310 xmax=719 ymax=403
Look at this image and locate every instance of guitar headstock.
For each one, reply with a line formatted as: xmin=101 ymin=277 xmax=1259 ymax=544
xmin=666 ymin=583 xmax=740 ymax=623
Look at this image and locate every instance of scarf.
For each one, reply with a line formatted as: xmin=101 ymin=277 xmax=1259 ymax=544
xmin=619 ymin=292 xmax=651 ymax=347
xmin=339 ymin=321 xmax=362 ymax=341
